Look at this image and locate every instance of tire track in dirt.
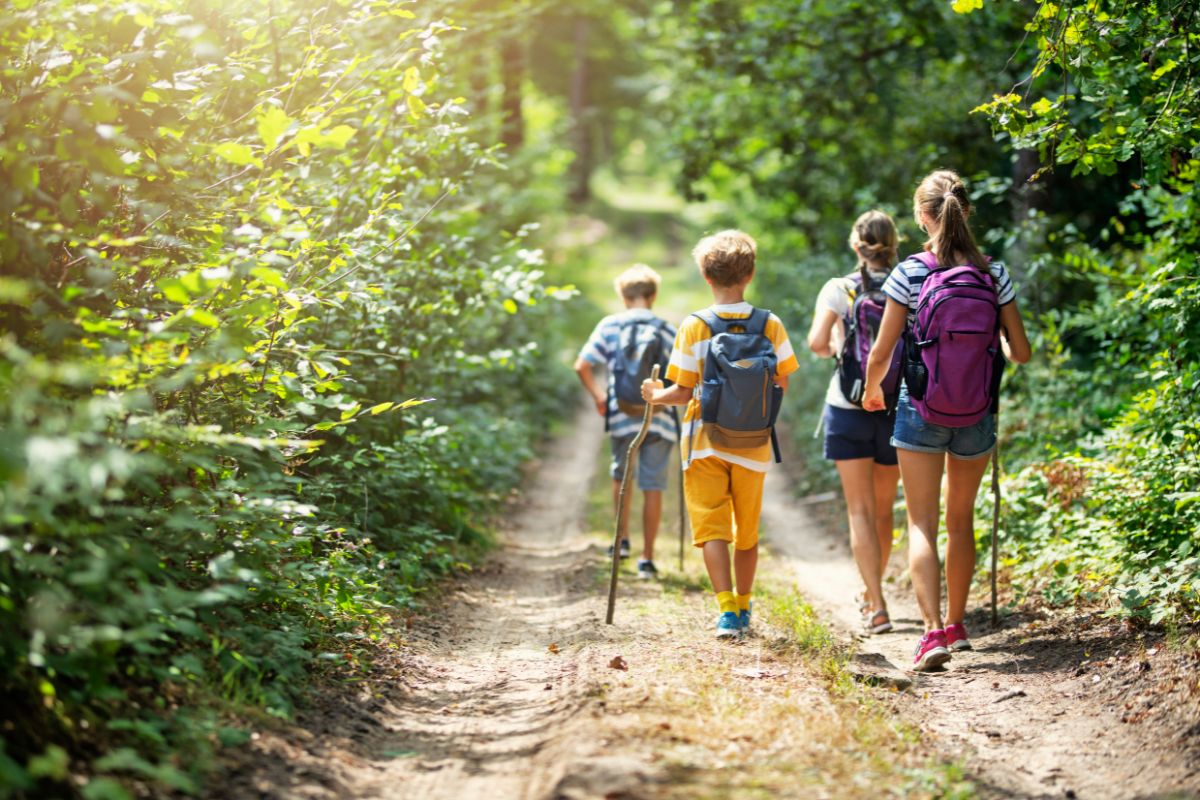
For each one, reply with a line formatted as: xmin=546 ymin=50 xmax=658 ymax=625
xmin=760 ymin=461 xmax=1200 ymax=799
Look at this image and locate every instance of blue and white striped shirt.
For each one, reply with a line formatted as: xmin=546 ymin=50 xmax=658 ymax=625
xmin=579 ymin=309 xmax=679 ymax=442
xmin=883 ymin=255 xmax=1016 ymax=321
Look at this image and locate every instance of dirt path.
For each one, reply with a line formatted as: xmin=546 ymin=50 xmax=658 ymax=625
xmin=761 ymin=462 xmax=1200 ymax=800
xmin=213 ymin=404 xmax=669 ymax=799
xmin=212 ymin=408 xmax=1199 ymax=800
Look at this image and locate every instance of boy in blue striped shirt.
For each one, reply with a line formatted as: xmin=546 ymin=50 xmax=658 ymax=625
xmin=574 ymin=264 xmax=677 ymax=579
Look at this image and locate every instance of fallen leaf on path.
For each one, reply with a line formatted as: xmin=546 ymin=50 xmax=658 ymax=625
xmin=547 ymin=643 xmax=559 ymax=654
xmin=608 ymin=655 xmax=628 ymax=671
xmin=732 ymin=667 xmax=789 ymax=679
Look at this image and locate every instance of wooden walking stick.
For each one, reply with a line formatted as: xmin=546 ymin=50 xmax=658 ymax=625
xmin=606 ymin=365 xmax=660 ymax=625
xmin=991 ymin=415 xmax=1001 ymax=627
xmin=678 ymin=456 xmax=687 ymax=572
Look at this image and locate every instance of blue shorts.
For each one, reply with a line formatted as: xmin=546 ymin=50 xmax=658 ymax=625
xmin=823 ymin=404 xmax=898 ymax=465
xmin=611 ymin=434 xmax=674 ymax=491
xmin=891 ymin=390 xmax=996 ymax=460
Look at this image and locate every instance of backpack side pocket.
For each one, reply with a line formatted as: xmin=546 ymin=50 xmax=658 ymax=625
xmin=904 ymin=335 xmax=928 ymax=400
xmin=700 ymin=379 xmax=721 ymax=424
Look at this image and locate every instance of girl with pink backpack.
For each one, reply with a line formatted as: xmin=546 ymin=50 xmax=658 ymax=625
xmin=862 ymin=170 xmax=1031 ymax=671
xmin=807 ymin=211 xmax=904 ymax=636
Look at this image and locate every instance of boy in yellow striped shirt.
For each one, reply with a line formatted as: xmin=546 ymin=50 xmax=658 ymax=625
xmin=642 ymin=230 xmax=799 ymax=637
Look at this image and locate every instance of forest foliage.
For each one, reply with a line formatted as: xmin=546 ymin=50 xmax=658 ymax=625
xmin=0 ymin=1 xmax=572 ymax=796
xmin=0 ymin=0 xmax=1198 ymax=797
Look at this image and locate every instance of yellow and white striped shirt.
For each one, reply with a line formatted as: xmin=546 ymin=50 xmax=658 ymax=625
xmin=665 ymin=302 xmax=800 ymax=472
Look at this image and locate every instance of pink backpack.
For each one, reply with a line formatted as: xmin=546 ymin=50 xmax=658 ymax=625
xmin=902 ymin=252 xmax=1004 ymax=427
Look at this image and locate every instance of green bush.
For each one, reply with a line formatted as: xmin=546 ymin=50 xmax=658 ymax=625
xmin=0 ymin=1 xmax=572 ymax=796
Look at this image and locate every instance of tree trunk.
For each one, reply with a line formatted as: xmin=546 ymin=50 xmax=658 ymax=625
xmin=500 ymin=37 xmax=524 ymax=152
xmin=568 ymin=17 xmax=592 ymax=205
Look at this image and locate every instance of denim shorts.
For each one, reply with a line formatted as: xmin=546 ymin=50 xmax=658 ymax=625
xmin=891 ymin=389 xmax=996 ymax=460
xmin=611 ymin=433 xmax=674 ymax=491
xmin=822 ymin=404 xmax=897 ymax=465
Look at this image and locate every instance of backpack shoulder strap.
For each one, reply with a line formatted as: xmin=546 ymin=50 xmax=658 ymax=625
xmin=745 ymin=307 xmax=771 ymax=336
xmin=909 ymin=251 xmax=938 ymax=270
xmin=692 ymin=309 xmax=726 ymax=335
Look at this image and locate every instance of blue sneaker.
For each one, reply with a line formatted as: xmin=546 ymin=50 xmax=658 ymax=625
xmin=716 ymin=611 xmax=742 ymax=638
xmin=739 ymin=601 xmax=752 ymax=632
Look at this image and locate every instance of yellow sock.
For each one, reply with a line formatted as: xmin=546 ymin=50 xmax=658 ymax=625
xmin=737 ymin=593 xmax=752 ymax=612
xmin=716 ymin=591 xmax=738 ymax=614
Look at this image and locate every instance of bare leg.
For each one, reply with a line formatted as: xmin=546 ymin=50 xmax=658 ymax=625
xmin=835 ymin=458 xmax=887 ymax=613
xmin=873 ymin=464 xmax=900 ymax=582
xmin=733 ymin=543 xmax=758 ymax=596
xmin=702 ymin=540 xmax=733 ymax=594
xmin=898 ymin=449 xmax=946 ymax=632
xmin=641 ymin=490 xmax=662 ymax=561
xmin=944 ymin=453 xmax=991 ymax=625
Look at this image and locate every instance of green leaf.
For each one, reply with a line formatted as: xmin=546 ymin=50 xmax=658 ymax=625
xmin=951 ymin=0 xmax=983 ymax=13
xmin=27 ymin=746 xmax=69 ymax=781
xmin=81 ymin=778 xmax=133 ymax=800
xmin=368 ymin=402 xmax=394 ymax=415
xmin=213 ymin=142 xmax=263 ymax=169
xmin=256 ymin=106 xmax=292 ymax=151
xmin=320 ymin=124 xmax=357 ymax=149
xmin=403 ymin=67 xmax=421 ymax=93
xmin=183 ymin=308 xmax=220 ymax=328
xmin=503 ymin=298 xmax=518 ymax=314
xmin=250 ymin=266 xmax=288 ymax=290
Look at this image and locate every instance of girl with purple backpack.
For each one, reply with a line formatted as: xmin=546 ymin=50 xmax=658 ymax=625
xmin=863 ymin=170 xmax=1031 ymax=671
xmin=807 ymin=211 xmax=903 ymax=636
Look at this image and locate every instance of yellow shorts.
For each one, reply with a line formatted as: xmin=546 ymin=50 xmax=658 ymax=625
xmin=684 ymin=456 xmax=765 ymax=550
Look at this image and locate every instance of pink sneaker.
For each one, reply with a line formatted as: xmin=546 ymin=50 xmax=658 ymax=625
xmin=913 ymin=629 xmax=951 ymax=671
xmin=945 ymin=622 xmax=972 ymax=652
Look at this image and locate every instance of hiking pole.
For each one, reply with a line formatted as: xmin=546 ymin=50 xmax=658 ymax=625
xmin=606 ymin=365 xmax=660 ymax=625
xmin=991 ymin=417 xmax=1001 ymax=627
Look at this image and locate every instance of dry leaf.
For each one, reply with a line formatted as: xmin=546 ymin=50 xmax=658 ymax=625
xmin=608 ymin=655 xmax=628 ymax=671
xmin=547 ymin=643 xmax=559 ymax=654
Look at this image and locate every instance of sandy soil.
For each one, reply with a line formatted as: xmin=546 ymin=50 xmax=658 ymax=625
xmin=761 ymin=464 xmax=1200 ymax=800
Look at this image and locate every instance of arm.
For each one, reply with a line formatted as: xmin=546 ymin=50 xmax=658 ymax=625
xmin=861 ymin=299 xmax=907 ymax=412
xmin=999 ymin=302 xmax=1032 ymax=364
xmin=641 ymin=380 xmax=692 ymax=407
xmin=573 ymin=356 xmax=608 ymax=417
xmin=806 ymin=308 xmax=841 ymax=358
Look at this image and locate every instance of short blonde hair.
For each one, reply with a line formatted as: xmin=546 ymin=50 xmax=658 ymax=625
xmin=614 ymin=263 xmax=661 ymax=301
xmin=692 ymin=229 xmax=757 ymax=288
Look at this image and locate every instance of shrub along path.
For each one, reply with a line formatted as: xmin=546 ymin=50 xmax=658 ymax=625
xmin=761 ymin=461 xmax=1200 ymax=799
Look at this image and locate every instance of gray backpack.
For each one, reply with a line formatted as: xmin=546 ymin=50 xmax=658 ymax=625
xmin=608 ymin=315 xmax=671 ymax=424
xmin=693 ymin=308 xmax=783 ymax=463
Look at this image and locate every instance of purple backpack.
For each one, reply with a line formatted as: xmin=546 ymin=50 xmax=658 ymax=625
xmin=837 ymin=271 xmax=902 ymax=409
xmin=903 ymin=251 xmax=1003 ymax=427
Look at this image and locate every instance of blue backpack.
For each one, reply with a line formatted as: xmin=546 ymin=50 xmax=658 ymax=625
xmin=693 ymin=308 xmax=783 ymax=463
xmin=608 ymin=315 xmax=671 ymax=425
